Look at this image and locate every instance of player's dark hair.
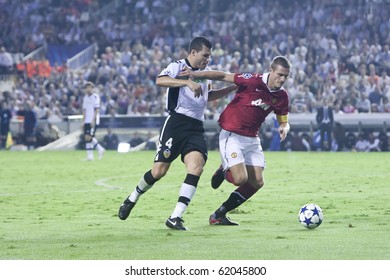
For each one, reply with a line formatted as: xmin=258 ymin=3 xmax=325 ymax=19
xmin=271 ymin=56 xmax=292 ymax=70
xmin=189 ymin=36 xmax=212 ymax=52
xmin=84 ymin=81 xmax=94 ymax=88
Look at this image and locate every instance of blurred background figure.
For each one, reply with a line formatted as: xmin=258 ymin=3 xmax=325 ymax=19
xmin=144 ymin=131 xmax=157 ymax=151
xmin=0 ymin=101 xmax=12 ymax=149
xmin=0 ymin=46 xmax=14 ymax=74
xmin=16 ymin=102 xmax=37 ymax=150
xmin=129 ymin=131 xmax=144 ymax=148
xmin=316 ymin=100 xmax=334 ymax=151
xmin=102 ymin=127 xmax=119 ymax=150
xmin=354 ymin=133 xmax=370 ymax=152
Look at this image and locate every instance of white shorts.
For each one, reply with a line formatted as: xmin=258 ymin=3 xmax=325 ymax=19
xmin=218 ymin=129 xmax=265 ymax=170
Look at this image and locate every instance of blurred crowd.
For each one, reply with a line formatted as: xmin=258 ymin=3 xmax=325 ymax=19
xmin=1 ymin=0 xmax=390 ymax=149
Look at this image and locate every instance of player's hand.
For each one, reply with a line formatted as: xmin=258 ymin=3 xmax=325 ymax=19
xmin=178 ymin=67 xmax=202 ymax=97
xmin=178 ymin=67 xmax=194 ymax=78
xmin=278 ymin=123 xmax=290 ymax=142
xmin=187 ymin=80 xmax=203 ymax=97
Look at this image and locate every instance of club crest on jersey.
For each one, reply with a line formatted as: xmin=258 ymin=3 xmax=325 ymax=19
xmin=240 ymin=73 xmax=252 ymax=79
xmin=231 ymin=152 xmax=238 ymax=158
xmin=163 ymin=149 xmax=171 ymax=158
xmin=251 ymin=98 xmax=270 ymax=110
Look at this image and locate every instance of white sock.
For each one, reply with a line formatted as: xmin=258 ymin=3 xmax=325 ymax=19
xmin=91 ymin=138 xmax=104 ymax=151
xmin=129 ymin=176 xmax=153 ymax=203
xmin=170 ymin=183 xmax=196 ymax=218
xmin=86 ymin=142 xmax=93 ymax=158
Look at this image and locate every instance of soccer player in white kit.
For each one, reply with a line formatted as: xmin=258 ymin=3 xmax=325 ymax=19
xmin=82 ymin=81 xmax=105 ymax=160
xmin=180 ymin=56 xmax=291 ymax=225
xmin=118 ymin=37 xmax=237 ymax=230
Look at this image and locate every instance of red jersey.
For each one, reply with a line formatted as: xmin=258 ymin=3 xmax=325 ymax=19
xmin=218 ymin=73 xmax=289 ymax=137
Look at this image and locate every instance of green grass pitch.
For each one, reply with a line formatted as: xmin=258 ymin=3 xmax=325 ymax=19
xmin=0 ymin=150 xmax=389 ymax=260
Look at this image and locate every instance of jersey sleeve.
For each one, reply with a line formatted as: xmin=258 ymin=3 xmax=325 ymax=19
xmin=233 ymin=73 xmax=261 ymax=88
xmin=274 ymin=90 xmax=290 ymax=117
xmin=93 ymin=95 xmax=100 ymax=109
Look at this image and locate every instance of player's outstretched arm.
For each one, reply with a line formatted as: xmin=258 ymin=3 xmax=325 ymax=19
xmin=156 ymin=75 xmax=203 ymax=97
xmin=179 ymin=69 xmax=235 ymax=83
xmin=208 ymin=84 xmax=238 ymax=101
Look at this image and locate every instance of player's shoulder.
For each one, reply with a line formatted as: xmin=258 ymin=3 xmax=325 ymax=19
xmin=159 ymin=59 xmax=185 ymax=77
xmin=167 ymin=58 xmax=186 ymax=67
xmin=234 ymin=73 xmax=263 ymax=87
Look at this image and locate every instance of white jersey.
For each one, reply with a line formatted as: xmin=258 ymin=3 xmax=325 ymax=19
xmin=83 ymin=93 xmax=100 ymax=125
xmin=158 ymin=58 xmax=211 ymax=121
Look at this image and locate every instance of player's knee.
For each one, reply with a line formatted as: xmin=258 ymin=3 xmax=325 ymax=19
xmin=151 ymin=164 xmax=169 ymax=179
xmin=248 ymin=176 xmax=264 ymax=190
xmin=187 ymin=164 xmax=203 ymax=176
xmin=253 ymin=178 xmax=264 ymax=190
xmin=152 ymin=169 xmax=167 ymax=180
xmin=233 ymin=174 xmax=248 ymax=186
xmin=84 ymin=135 xmax=92 ymax=142
xmin=184 ymin=158 xmax=204 ymax=176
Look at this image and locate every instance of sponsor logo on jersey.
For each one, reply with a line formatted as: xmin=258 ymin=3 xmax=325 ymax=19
xmin=231 ymin=152 xmax=237 ymax=158
xmin=240 ymin=73 xmax=252 ymax=79
xmin=251 ymin=98 xmax=270 ymax=110
xmin=163 ymin=149 xmax=171 ymax=158
xmin=193 ymin=78 xmax=206 ymax=83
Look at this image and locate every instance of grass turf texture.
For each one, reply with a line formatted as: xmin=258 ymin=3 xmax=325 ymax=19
xmin=0 ymin=151 xmax=389 ymax=260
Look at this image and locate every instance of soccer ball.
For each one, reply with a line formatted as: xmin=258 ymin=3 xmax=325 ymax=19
xmin=298 ymin=203 xmax=324 ymax=229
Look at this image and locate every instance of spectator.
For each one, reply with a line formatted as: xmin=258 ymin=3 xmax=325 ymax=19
xmin=378 ymin=131 xmax=389 ymax=152
xmin=344 ymin=131 xmax=357 ymax=151
xmin=316 ymin=100 xmax=334 ymax=151
xmin=289 ymin=131 xmax=310 ymax=151
xmin=290 ymin=93 xmax=308 ymax=113
xmin=0 ymin=47 xmax=14 ymax=74
xmin=367 ymin=131 xmax=381 ymax=152
xmin=16 ymin=102 xmax=37 ymax=150
xmin=102 ymin=127 xmax=119 ymax=150
xmin=368 ymin=85 xmax=383 ymax=109
xmin=36 ymin=122 xmax=60 ymax=147
xmin=342 ymin=100 xmax=356 ymax=114
xmin=333 ymin=122 xmax=346 ymax=152
xmin=46 ymin=123 xmax=60 ymax=143
xmin=356 ymin=94 xmax=371 ymax=113
xmin=129 ymin=132 xmax=144 ymax=148
xmin=0 ymin=101 xmax=13 ymax=149
xmin=144 ymin=131 xmax=157 ymax=151
xmin=379 ymin=96 xmax=390 ymax=113
xmin=354 ymin=133 xmax=370 ymax=152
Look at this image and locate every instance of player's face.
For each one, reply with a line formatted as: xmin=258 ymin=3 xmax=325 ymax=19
xmin=85 ymin=85 xmax=93 ymax=95
xmin=268 ymin=65 xmax=290 ymax=90
xmin=191 ymin=46 xmax=211 ymax=70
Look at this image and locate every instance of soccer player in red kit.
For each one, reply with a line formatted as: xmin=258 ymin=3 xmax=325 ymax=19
xmin=180 ymin=56 xmax=291 ymax=225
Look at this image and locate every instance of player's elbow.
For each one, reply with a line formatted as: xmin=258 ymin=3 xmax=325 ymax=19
xmin=155 ymin=77 xmax=164 ymax=87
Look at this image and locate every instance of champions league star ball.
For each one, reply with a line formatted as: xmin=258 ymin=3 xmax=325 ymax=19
xmin=298 ymin=203 xmax=324 ymax=229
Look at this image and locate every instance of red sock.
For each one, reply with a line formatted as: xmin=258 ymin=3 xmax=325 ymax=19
xmin=235 ymin=182 xmax=258 ymax=200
